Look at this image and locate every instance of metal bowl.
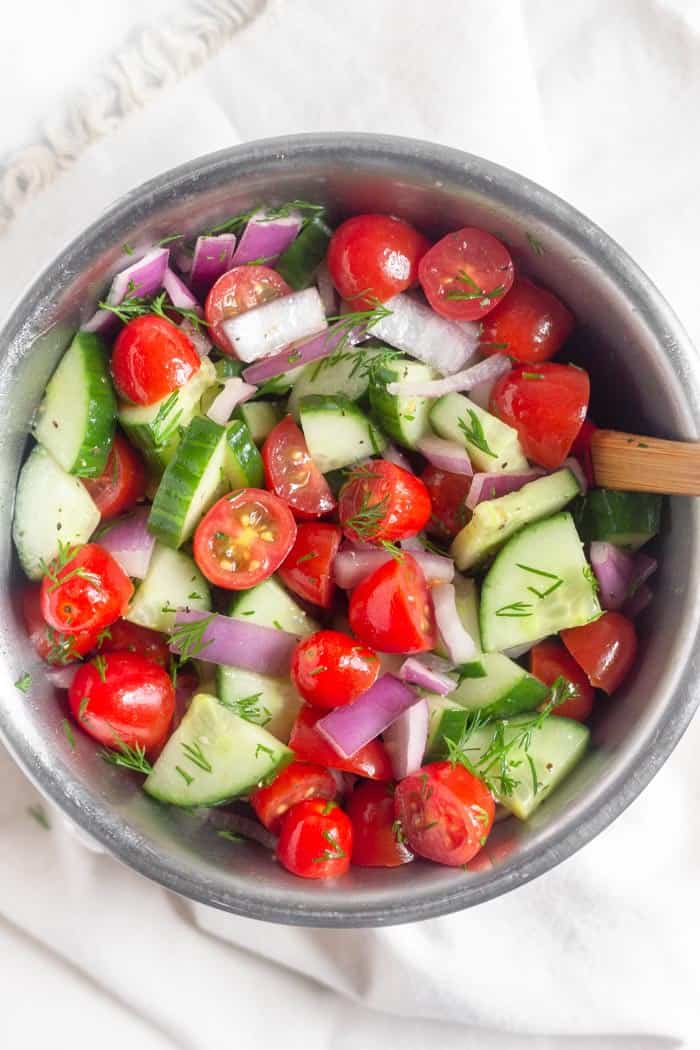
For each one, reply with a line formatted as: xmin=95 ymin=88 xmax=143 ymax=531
xmin=1 ymin=133 xmax=698 ymax=926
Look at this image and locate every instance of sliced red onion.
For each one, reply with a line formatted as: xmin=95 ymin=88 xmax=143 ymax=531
xmin=417 ymin=435 xmax=473 ymax=476
xmin=590 ymin=543 xmax=657 ymax=612
xmin=466 ymin=469 xmax=546 ymax=510
xmin=190 ymin=235 xmax=237 ymax=295
xmin=46 ymin=665 xmax=78 ymax=690
xmin=399 ymin=656 xmax=455 ymax=696
xmin=469 ymin=376 xmax=498 ymax=411
xmin=333 ymin=549 xmax=453 ymax=589
xmin=328 ymin=769 xmax=356 ymax=796
xmin=81 ymin=247 xmax=170 ymax=333
xmin=387 ymin=354 xmax=511 ymax=398
xmin=224 ymin=288 xmax=327 ymax=364
xmin=370 ymin=294 xmax=479 ymax=374
xmin=169 ymin=610 xmax=298 ymax=676
xmin=623 ymin=582 xmax=653 ymax=618
xmin=563 ymin=456 xmax=588 ymax=495
xmin=173 ymin=244 xmax=193 ymax=275
xmin=316 ymin=674 xmax=419 ymax=759
xmin=415 ymin=551 xmax=456 ymax=584
xmin=399 ymin=535 xmax=424 ymax=552
xmin=316 ymin=261 xmax=338 ymax=315
xmin=206 ymin=378 xmax=256 ymax=425
xmin=383 ymin=697 xmax=429 ymax=779
xmin=179 ymin=317 xmax=211 ymax=357
xmin=383 ymin=443 xmax=413 ymax=472
xmin=433 ymin=582 xmax=478 ymax=663
xmin=231 ymin=207 xmax=302 ymax=265
xmin=97 ymin=508 xmax=154 ymax=580
xmin=162 ymin=267 xmax=202 ymax=312
xmin=242 ymin=319 xmax=363 ymax=384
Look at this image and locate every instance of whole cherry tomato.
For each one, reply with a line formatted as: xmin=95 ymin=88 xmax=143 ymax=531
xmin=339 ymin=461 xmax=431 ymax=546
xmin=419 ymin=227 xmax=514 ymax=321
xmin=111 ymin=315 xmax=200 ymax=405
xmin=289 ymin=706 xmax=393 ymax=780
xmin=40 ymin=544 xmax=133 ymax=636
xmin=529 ymin=638 xmax=595 ymax=721
xmin=327 ymin=214 xmax=429 ymax=307
xmin=276 ymin=798 xmax=352 ymax=879
xmin=561 ymin=612 xmax=637 ymax=694
xmin=82 ymin=433 xmax=147 ymax=520
xmin=291 ymin=630 xmax=380 ymax=709
xmin=480 ymin=277 xmax=574 ymax=363
xmin=421 ymin=465 xmax=472 ymax=540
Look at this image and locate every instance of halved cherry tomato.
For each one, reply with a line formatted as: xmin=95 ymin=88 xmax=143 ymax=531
xmin=262 ymin=416 xmax=335 ymax=520
xmin=82 ymin=433 xmax=147 ymax=519
xmin=193 ymin=488 xmax=296 ymax=590
xmin=529 ymin=639 xmax=595 ymax=721
xmin=339 ymin=461 xmax=431 ymax=545
xmin=421 ymin=465 xmax=472 ymax=540
xmin=347 ymin=781 xmax=413 ymax=867
xmin=419 ymin=227 xmax=514 ymax=321
xmin=69 ymin=651 xmax=175 ymax=754
xmin=561 ymin=612 xmax=638 ymax=694
xmin=111 ymin=315 xmax=200 ymax=405
xmin=96 ymin=619 xmax=170 ymax=667
xmin=289 ymin=706 xmax=393 ymax=780
xmin=349 ymin=553 xmax=436 ymax=654
xmin=327 ymin=214 xmax=429 ymax=308
xmin=250 ymin=761 xmax=337 ymax=833
xmin=278 ymin=523 xmax=342 ymax=608
xmin=490 ymin=362 xmax=590 ymax=469
xmin=480 ymin=277 xmax=574 ymax=364
xmin=276 ymin=798 xmax=352 ymax=879
xmin=570 ymin=417 xmax=598 ymax=487
xmin=291 ymin=630 xmax=380 ymax=709
xmin=22 ymin=585 xmax=99 ymax=664
xmin=40 ymin=544 xmax=133 ymax=636
xmin=205 ymin=265 xmax=291 ymax=354
xmin=394 ymin=761 xmax=494 ymax=867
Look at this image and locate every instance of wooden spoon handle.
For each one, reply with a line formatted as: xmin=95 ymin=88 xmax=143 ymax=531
xmin=590 ymin=429 xmax=700 ymax=496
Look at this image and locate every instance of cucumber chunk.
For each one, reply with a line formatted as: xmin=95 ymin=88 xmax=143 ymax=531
xmin=287 ymin=344 xmax=385 ymax=421
xmin=435 ymin=575 xmax=485 ymax=675
xmin=430 ymin=392 xmax=528 ymax=473
xmin=144 ymin=692 xmax=293 ymax=806
xmin=276 ymin=215 xmax=333 ymax=289
xmin=369 ymin=356 xmax=435 ymax=449
xmin=299 ymin=394 xmax=386 ymax=472
xmin=126 ymin=544 xmax=210 ymax=633
xmin=480 ymin=511 xmax=601 ymax=652
xmin=451 ymin=652 xmax=549 ymax=718
xmin=33 ymin=331 xmax=116 ymax=477
xmin=225 ymin=418 xmax=264 ymax=487
xmin=216 ymin=666 xmax=302 ymax=742
xmin=451 ymin=468 xmax=581 ymax=571
xmin=13 ymin=445 xmax=101 ymax=580
xmin=229 ymin=576 xmax=319 ymax=636
xmin=573 ymin=489 xmax=662 ymax=550
xmin=426 ymin=694 xmax=465 ymax=759
xmin=235 ymin=401 xmax=282 ymax=445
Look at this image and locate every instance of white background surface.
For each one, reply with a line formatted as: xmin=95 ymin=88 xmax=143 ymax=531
xmin=1 ymin=2 xmax=699 ymax=1048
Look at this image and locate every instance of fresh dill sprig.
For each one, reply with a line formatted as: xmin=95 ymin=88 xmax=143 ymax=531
xmin=62 ymin=719 xmax=76 ymax=751
xmin=150 ymin=391 xmax=184 ymax=451
xmin=444 ymin=269 xmax=506 ymax=305
xmin=100 ymin=735 xmax=153 ymax=775
xmin=14 ymin=672 xmax=32 ymax=694
xmin=169 ymin=614 xmax=216 ymax=662
xmin=458 ymin=409 xmax=497 ymax=458
xmin=181 ymin=740 xmax=213 ymax=773
xmin=98 ymin=290 xmax=207 ymax=332
xmin=27 ymin=804 xmax=51 ymax=830
xmin=312 ymin=828 xmax=347 ymax=864
xmin=218 ymin=692 xmax=272 ymax=727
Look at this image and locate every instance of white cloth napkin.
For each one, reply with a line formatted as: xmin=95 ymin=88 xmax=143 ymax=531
xmin=1 ymin=2 xmax=699 ymax=1048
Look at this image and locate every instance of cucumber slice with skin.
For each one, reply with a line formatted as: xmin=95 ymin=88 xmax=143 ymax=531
xmin=430 ymin=392 xmax=528 ymax=473
xmin=144 ymin=693 xmax=293 ymax=806
xmin=235 ymin=401 xmax=282 ymax=445
xmin=225 ymin=418 xmax=264 ymax=487
xmin=287 ymin=344 xmax=385 ymax=421
xmin=216 ymin=665 xmax=302 ymax=742
xmin=451 ymin=652 xmax=549 ymax=718
xmin=480 ymin=511 xmax=601 ymax=652
xmin=126 ymin=544 xmax=210 ymax=633
xmin=369 ymin=357 xmax=435 ymax=449
xmin=299 ymin=393 xmax=386 ymax=472
xmin=33 ymin=331 xmax=116 ymax=477
xmin=13 ymin=445 xmax=101 ymax=580
xmin=451 ymin=468 xmax=581 ymax=571
xmin=276 ymin=215 xmax=333 ymax=289
xmin=229 ymin=576 xmax=319 ymax=636
xmin=426 ymin=694 xmax=465 ymax=759
xmin=573 ymin=489 xmax=662 ymax=551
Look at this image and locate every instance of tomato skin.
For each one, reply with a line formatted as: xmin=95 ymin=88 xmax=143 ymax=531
xmin=421 ymin=465 xmax=472 ymax=540
xmin=276 ymin=798 xmax=352 ymax=879
xmin=529 ymin=639 xmax=595 ymax=721
xmin=193 ymin=488 xmax=297 ymax=590
xmin=205 ymin=265 xmax=291 ymax=354
xmin=97 ymin=619 xmax=170 ymax=667
xmin=327 ymin=214 xmax=429 ymax=307
xmin=394 ymin=762 xmax=494 ymax=867
xmin=419 ymin=227 xmax=514 ymax=321
xmin=22 ymin=585 xmax=99 ymax=664
xmin=570 ymin=418 xmax=598 ymax=487
xmin=349 ymin=553 xmax=436 ymax=654
xmin=250 ymin=761 xmax=337 ymax=833
xmin=111 ymin=315 xmax=200 ymax=405
xmin=561 ymin=612 xmax=638 ymax=695
xmin=339 ymin=461 xmax=432 ymax=545
xmin=289 ymin=706 xmax=393 ymax=780
xmin=68 ymin=651 xmax=175 ymax=754
xmin=82 ymin=433 xmax=147 ymax=520
xmin=490 ymin=362 xmax=590 ymax=469
xmin=40 ymin=544 xmax=133 ymax=636
xmin=262 ymin=416 xmax=336 ymax=520
xmin=480 ymin=277 xmax=574 ymax=363
xmin=278 ymin=523 xmax=342 ymax=608
xmin=291 ymin=630 xmax=380 ymax=709
xmin=347 ymin=781 xmax=413 ymax=867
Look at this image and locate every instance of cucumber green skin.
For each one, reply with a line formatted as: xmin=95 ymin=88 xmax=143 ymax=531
xmin=214 ymin=357 xmax=244 ymax=379
xmin=226 ymin=419 xmax=264 ymax=487
xmin=368 ymin=358 xmax=434 ymax=449
xmin=276 ymin=215 xmax=332 ymax=289
xmin=573 ymin=489 xmax=661 ymax=550
xmin=452 ymin=671 xmax=548 ymax=719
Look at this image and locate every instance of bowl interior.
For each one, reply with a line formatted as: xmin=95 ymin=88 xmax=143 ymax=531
xmin=1 ymin=135 xmax=699 ymax=925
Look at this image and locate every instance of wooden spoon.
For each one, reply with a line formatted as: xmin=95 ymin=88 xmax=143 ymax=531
xmin=591 ymin=430 xmax=700 ymax=496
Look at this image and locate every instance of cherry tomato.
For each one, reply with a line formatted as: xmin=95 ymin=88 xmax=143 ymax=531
xmin=327 ymin=214 xmax=429 ymax=308
xmin=490 ymin=362 xmax=590 ymax=469
xmin=276 ymin=798 xmax=352 ymax=879
xmin=421 ymin=465 xmax=472 ymax=540
xmin=347 ymin=781 xmax=413 ymax=867
xmin=22 ymin=585 xmax=99 ymax=665
xmin=480 ymin=277 xmax=574 ymax=364
xmin=40 ymin=544 xmax=133 ymax=636
xmin=291 ymin=630 xmax=380 ymax=709
xmin=250 ymin=761 xmax=337 ymax=833
xmin=339 ymin=461 xmax=431 ymax=545
xmin=570 ymin=417 xmax=598 ymax=487
xmin=278 ymin=523 xmax=342 ymax=608
xmin=394 ymin=761 xmax=494 ymax=867
xmin=529 ymin=639 xmax=595 ymax=721
xmin=205 ymin=265 xmax=291 ymax=354
xmin=193 ymin=489 xmax=296 ymax=590
xmin=96 ymin=619 xmax=170 ymax=667
xmin=82 ymin=433 xmax=148 ymax=520
xmin=418 ymin=227 xmax=514 ymax=321
xmin=68 ymin=651 xmax=175 ymax=754
xmin=111 ymin=315 xmax=200 ymax=405
xmin=561 ymin=612 xmax=638 ymax=695
xmin=289 ymin=706 xmax=393 ymax=780
xmin=349 ymin=553 xmax=436 ymax=654
xmin=262 ymin=416 xmax=336 ymax=520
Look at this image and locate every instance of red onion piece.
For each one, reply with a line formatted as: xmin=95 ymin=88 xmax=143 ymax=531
xmin=370 ymin=293 xmax=479 ymax=374
xmin=416 ymin=551 xmax=456 ymax=584
xmin=162 ymin=267 xmax=202 ymax=312
xmin=97 ymin=508 xmax=155 ymax=580
xmin=231 ymin=207 xmax=302 ymax=265
xmin=387 ymin=353 xmax=511 ymax=398
xmin=328 ymin=769 xmax=357 ymax=796
xmin=383 ymin=697 xmax=429 ymax=779
xmin=590 ymin=542 xmax=658 ymax=611
xmin=316 ymin=261 xmax=338 ymax=315
xmin=417 ymin=435 xmax=473 ymax=476
xmin=179 ymin=318 xmax=211 ymax=357
xmin=81 ymin=247 xmax=170 ymax=334
xmin=563 ymin=456 xmax=588 ymax=495
xmin=623 ymin=582 xmax=653 ymax=618
xmin=399 ymin=535 xmax=424 ymax=552
xmin=333 ymin=549 xmax=454 ymax=589
xmin=206 ymin=378 xmax=257 ymax=425
xmin=315 ymin=674 xmax=419 ymax=758
xmin=242 ymin=320 xmax=364 ymax=384
xmin=432 ymin=582 xmax=478 ymax=663
xmin=469 ymin=376 xmax=499 ymax=410
xmin=190 ymin=235 xmax=237 ymax=296
xmin=399 ymin=656 xmax=455 ymax=696
xmin=46 ymin=665 xmax=78 ymax=690
xmin=223 ymin=288 xmax=326 ymax=364
xmin=169 ymin=610 xmax=298 ymax=676
xmin=466 ymin=469 xmax=546 ymax=511
xmin=382 ymin=443 xmax=413 ymax=472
